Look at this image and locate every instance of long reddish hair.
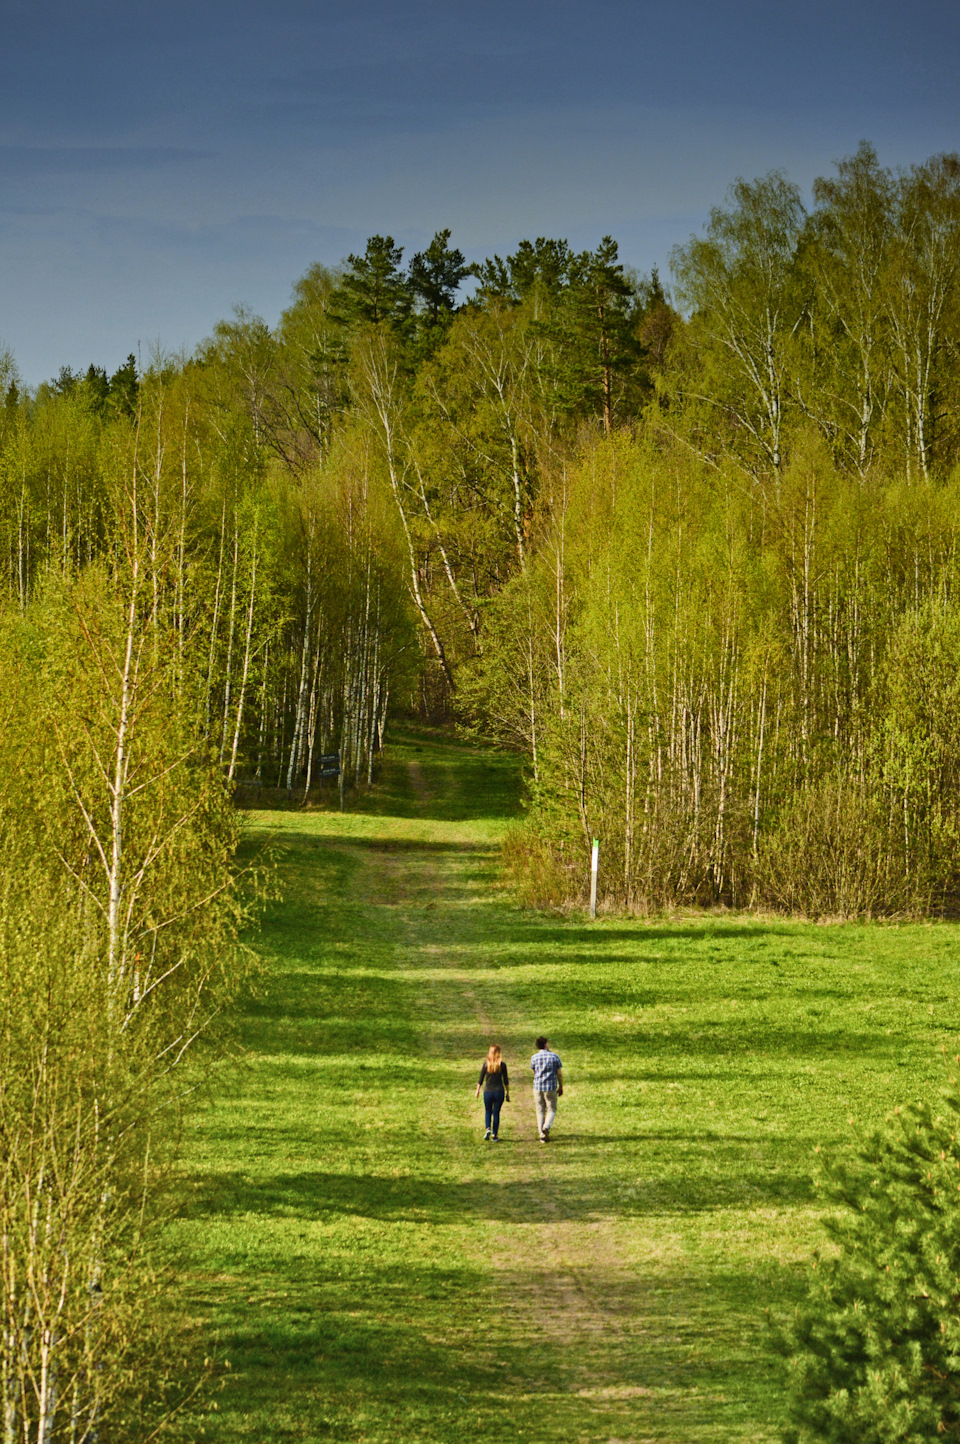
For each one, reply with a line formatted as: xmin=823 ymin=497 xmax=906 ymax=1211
xmin=485 ymin=1044 xmax=502 ymax=1074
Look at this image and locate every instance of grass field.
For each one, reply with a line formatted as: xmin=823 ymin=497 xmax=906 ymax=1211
xmin=169 ymin=727 xmax=960 ymax=1443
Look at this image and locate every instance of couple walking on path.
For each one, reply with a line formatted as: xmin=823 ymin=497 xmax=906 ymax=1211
xmin=474 ymin=1036 xmax=563 ymax=1143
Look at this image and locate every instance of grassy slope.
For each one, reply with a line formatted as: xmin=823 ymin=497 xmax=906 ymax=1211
xmin=170 ymin=728 xmax=960 ymax=1443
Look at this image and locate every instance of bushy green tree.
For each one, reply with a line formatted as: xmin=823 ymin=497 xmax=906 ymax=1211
xmin=779 ymin=1074 xmax=960 ymax=1443
xmin=671 ymin=170 xmax=806 ymax=478
xmin=108 ymin=352 xmax=140 ymax=416
xmin=332 ymin=234 xmax=411 ymax=329
xmin=408 ymin=227 xmax=471 ymax=327
xmin=0 ymin=557 xmax=253 ymax=1438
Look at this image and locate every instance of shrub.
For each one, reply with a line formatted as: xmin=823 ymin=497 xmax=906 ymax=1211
xmin=756 ymin=778 xmax=905 ymax=918
xmin=779 ymin=1070 xmax=960 ymax=1442
xmin=501 ymin=823 xmax=572 ymax=908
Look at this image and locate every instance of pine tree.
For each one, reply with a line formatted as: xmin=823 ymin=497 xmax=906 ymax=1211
xmin=471 ymin=237 xmax=573 ymax=305
xmin=109 ymin=352 xmax=140 ymax=416
xmin=407 ymin=228 xmax=471 ymax=353
xmin=778 ymin=1071 xmax=960 ymax=1442
xmin=83 ymin=363 xmax=111 ymax=414
xmin=565 ymin=236 xmax=641 ymax=433
xmin=333 ymin=234 xmax=411 ymax=328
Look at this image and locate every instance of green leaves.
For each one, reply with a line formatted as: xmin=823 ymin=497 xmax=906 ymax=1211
xmin=0 ymin=540 xmax=255 ymax=1437
xmin=780 ymin=1081 xmax=960 ymax=1442
xmin=671 ymin=170 xmax=806 ymax=475
xmin=669 ymin=146 xmax=960 ymax=482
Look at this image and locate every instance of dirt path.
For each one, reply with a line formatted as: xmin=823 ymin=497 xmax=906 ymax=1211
xmin=379 ymin=762 xmax=656 ymax=1442
xmin=178 ymin=744 xmax=784 ymax=1442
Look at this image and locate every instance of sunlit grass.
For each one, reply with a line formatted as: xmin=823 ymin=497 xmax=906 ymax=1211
xmin=169 ymin=728 xmax=960 ymax=1442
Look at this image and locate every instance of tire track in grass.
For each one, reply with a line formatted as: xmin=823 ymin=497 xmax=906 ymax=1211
xmin=175 ymin=739 xmax=782 ymax=1444
xmin=389 ymin=760 xmax=653 ymax=1441
xmin=387 ymin=746 xmax=774 ymax=1442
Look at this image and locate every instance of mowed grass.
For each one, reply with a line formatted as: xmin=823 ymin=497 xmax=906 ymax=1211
xmin=169 ymin=727 xmax=960 ymax=1443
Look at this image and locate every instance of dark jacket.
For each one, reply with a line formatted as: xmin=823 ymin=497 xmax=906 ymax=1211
xmin=477 ymin=1062 xmax=509 ymax=1093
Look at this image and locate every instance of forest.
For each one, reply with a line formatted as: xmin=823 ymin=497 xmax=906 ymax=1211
xmin=2 ymin=138 xmax=960 ymax=1435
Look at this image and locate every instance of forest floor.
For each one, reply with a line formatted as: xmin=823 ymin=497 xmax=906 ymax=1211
xmin=169 ymin=727 xmax=960 ymax=1443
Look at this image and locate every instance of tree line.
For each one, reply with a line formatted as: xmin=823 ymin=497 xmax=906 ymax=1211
xmin=491 ymin=141 xmax=960 ymax=917
xmin=4 ymin=142 xmax=960 ymax=915
xmin=1 ymin=136 xmax=960 ymax=1430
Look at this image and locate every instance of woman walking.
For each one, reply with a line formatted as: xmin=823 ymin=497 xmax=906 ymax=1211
xmin=475 ymin=1044 xmax=510 ymax=1141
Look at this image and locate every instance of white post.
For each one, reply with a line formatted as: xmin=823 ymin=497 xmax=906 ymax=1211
xmin=589 ymin=838 xmax=599 ymax=919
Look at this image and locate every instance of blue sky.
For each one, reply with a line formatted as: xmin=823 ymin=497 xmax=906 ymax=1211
xmin=2 ymin=0 xmax=959 ymax=384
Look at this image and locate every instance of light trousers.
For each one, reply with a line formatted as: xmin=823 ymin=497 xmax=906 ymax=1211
xmin=534 ymin=1089 xmax=558 ymax=1136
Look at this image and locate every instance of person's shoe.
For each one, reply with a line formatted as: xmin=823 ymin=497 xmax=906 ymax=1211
xmin=538 ymin=1132 xmax=546 ymax=1142
xmin=491 ymin=1135 xmax=499 ymax=1142
xmin=484 ymin=1129 xmax=491 ymax=1140
xmin=543 ymin=1130 xmax=551 ymax=1142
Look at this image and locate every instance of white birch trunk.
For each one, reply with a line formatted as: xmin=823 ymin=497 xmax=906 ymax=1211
xmin=227 ymin=523 xmax=258 ymax=783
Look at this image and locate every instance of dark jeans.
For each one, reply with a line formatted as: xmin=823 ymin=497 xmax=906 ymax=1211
xmin=483 ymin=1090 xmax=504 ymax=1134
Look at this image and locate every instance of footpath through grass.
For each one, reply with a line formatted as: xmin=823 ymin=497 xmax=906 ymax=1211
xmin=170 ymin=728 xmax=960 ymax=1443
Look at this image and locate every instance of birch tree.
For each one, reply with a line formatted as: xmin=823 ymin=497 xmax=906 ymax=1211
xmin=671 ymin=172 xmax=806 ymax=479
xmin=804 ymin=141 xmax=895 ymax=474
xmin=884 ymin=153 xmax=960 ymax=479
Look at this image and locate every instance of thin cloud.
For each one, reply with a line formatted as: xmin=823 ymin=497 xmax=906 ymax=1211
xmin=0 ymin=146 xmax=213 ymax=179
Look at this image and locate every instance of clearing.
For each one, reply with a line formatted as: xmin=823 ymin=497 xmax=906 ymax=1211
xmin=171 ymin=728 xmax=960 ymax=1442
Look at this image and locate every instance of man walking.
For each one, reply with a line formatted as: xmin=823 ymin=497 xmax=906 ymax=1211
xmin=530 ymin=1035 xmax=563 ymax=1142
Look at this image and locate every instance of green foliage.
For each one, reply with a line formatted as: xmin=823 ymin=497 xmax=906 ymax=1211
xmin=780 ymin=1075 xmax=960 ymax=1443
xmin=0 ymin=513 xmax=256 ymax=1433
xmin=553 ymin=235 xmax=646 ymax=430
xmin=332 ymin=234 xmax=411 ymax=329
xmin=671 ymin=170 xmax=806 ymax=474
xmin=407 ymin=227 xmax=471 ymax=327
xmin=488 ymin=432 xmax=960 ymax=916
xmin=109 ymin=351 xmax=140 ymax=415
xmin=18 ymin=567 xmax=248 ymax=1029
xmin=668 ymin=146 xmax=960 ymax=482
xmin=756 ymin=779 xmax=901 ymax=917
xmin=0 ymin=879 xmax=176 ymax=1439
xmin=169 ymin=730 xmax=960 ymax=1442
xmin=4 ymin=141 xmax=960 ymax=915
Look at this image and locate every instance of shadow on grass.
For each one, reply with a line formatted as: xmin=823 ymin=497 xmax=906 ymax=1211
xmin=503 ymin=923 xmax=802 ymax=947
xmin=279 ymin=836 xmax=501 ymax=856
xmin=181 ymin=1143 xmax=813 ymax=1226
xmin=233 ymin=960 xmax=908 ymax=1065
xmin=178 ymin=1258 xmax=795 ymax=1441
xmin=561 ymin=1026 xmax=904 ymax=1061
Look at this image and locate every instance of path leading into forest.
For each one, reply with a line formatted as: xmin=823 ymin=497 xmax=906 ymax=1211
xmin=171 ymin=730 xmax=836 ymax=1444
xmin=396 ymin=757 xmax=645 ymax=1422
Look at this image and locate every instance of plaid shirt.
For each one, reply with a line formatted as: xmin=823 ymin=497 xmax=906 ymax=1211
xmin=530 ymin=1049 xmax=562 ymax=1092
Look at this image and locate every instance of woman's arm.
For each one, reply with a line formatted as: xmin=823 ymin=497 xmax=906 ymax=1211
xmin=475 ymin=1063 xmax=486 ymax=1098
